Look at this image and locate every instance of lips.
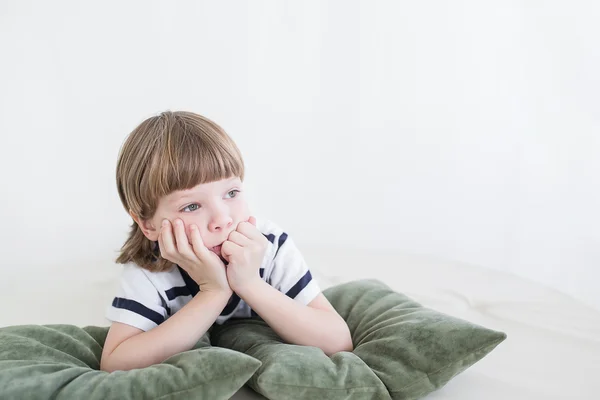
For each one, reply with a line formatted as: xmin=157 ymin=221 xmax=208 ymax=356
xmin=210 ymin=244 xmax=222 ymax=256
xmin=209 ymin=244 xmax=228 ymax=265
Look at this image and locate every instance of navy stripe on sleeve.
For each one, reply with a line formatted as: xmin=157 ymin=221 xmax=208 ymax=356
xmin=112 ymin=297 xmax=165 ymax=326
xmin=274 ymin=232 xmax=288 ymax=258
xmin=165 ymin=286 xmax=191 ymax=301
xmin=263 ymin=233 xmax=275 ymax=243
xmin=285 ymin=270 xmax=312 ymax=299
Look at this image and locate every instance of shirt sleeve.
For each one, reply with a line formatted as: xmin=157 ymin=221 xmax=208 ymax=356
xmin=267 ymin=232 xmax=321 ymax=305
xmin=105 ymin=263 xmax=169 ymax=332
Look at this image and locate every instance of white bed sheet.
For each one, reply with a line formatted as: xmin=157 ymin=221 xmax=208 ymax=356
xmin=2 ymin=247 xmax=599 ymax=399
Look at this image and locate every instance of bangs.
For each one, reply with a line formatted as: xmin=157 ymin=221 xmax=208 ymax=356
xmin=139 ymin=112 xmax=244 ymax=210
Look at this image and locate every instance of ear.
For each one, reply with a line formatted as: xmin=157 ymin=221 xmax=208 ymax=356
xmin=129 ymin=210 xmax=159 ymax=241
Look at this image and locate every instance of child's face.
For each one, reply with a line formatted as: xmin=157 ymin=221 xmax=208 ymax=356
xmin=140 ymin=176 xmax=250 ymax=256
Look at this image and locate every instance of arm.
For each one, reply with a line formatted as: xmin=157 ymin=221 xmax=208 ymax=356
xmin=221 ymin=218 xmax=353 ymax=355
xmin=101 ymin=289 xmax=231 ymax=372
xmin=236 ymin=279 xmax=353 ymax=355
xmin=102 ymin=218 xmax=233 ymax=372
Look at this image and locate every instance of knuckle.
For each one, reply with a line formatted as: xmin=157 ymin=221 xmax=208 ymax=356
xmin=162 ymin=248 xmax=177 ymax=259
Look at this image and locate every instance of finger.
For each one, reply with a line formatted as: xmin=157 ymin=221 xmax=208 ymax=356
xmin=158 ymin=219 xmax=176 ymax=259
xmin=221 ymin=240 xmax=242 ymax=262
xmin=227 ymin=230 xmax=252 ymax=247
xmin=189 ymin=224 xmax=211 ymax=259
xmin=236 ymin=220 xmax=262 ymax=241
xmin=173 ymin=219 xmax=195 ymax=258
xmin=248 ymin=216 xmax=257 ymax=227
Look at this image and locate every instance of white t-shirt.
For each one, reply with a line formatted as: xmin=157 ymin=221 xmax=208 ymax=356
xmin=105 ymin=218 xmax=320 ymax=332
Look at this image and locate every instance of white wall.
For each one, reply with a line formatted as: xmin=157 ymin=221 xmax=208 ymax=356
xmin=1 ymin=1 xmax=599 ymax=309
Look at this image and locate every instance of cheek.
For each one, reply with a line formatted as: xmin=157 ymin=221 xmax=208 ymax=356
xmin=234 ymin=200 xmax=251 ymax=221
xmin=182 ymin=217 xmax=213 ymax=240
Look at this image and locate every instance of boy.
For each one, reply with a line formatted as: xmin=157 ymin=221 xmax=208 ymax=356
xmin=101 ymin=111 xmax=353 ymax=372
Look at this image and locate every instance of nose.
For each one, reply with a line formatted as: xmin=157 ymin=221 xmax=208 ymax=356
xmin=208 ymin=210 xmax=233 ymax=233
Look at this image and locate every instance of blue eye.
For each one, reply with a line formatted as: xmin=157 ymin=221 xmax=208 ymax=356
xmin=226 ymin=190 xmax=240 ymax=198
xmin=182 ymin=203 xmax=200 ymax=212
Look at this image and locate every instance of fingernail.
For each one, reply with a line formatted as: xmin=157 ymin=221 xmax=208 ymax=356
xmin=162 ymin=219 xmax=169 ymax=227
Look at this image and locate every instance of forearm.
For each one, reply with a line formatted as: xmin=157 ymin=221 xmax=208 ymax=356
xmin=102 ymin=289 xmax=231 ymax=372
xmin=236 ymin=279 xmax=352 ymax=355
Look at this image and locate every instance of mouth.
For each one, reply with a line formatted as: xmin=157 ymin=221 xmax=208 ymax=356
xmin=209 ymin=244 xmax=228 ymax=264
xmin=210 ymin=244 xmax=223 ymax=256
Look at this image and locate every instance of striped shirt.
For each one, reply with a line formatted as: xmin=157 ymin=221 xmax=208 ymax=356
xmin=106 ymin=218 xmax=320 ymax=332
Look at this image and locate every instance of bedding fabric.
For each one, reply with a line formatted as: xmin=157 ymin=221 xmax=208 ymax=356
xmin=0 ymin=324 xmax=261 ymax=400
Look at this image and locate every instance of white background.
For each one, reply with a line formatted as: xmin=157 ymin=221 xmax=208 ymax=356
xmin=1 ymin=1 xmax=598 ymax=310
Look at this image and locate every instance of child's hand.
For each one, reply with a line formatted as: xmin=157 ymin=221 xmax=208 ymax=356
xmin=222 ymin=216 xmax=268 ymax=292
xmin=158 ymin=219 xmax=231 ymax=294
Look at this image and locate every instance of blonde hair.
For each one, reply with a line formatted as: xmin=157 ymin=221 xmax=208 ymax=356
xmin=115 ymin=111 xmax=245 ymax=272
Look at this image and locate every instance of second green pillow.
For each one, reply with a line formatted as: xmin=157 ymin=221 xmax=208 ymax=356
xmin=211 ymin=318 xmax=391 ymax=399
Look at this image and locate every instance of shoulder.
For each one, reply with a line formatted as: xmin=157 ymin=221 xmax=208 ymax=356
xmin=119 ymin=262 xmax=179 ymax=288
xmin=120 ymin=262 xmax=150 ymax=280
xmin=255 ymin=217 xmax=285 ymax=237
xmin=253 ymin=217 xmax=302 ymax=265
xmin=254 ymin=217 xmax=289 ymax=246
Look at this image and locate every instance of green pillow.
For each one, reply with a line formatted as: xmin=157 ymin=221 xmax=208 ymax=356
xmin=211 ymin=318 xmax=391 ymax=400
xmin=326 ymin=280 xmax=506 ymax=399
xmin=0 ymin=324 xmax=261 ymax=400
xmin=212 ymin=279 xmax=506 ymax=400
